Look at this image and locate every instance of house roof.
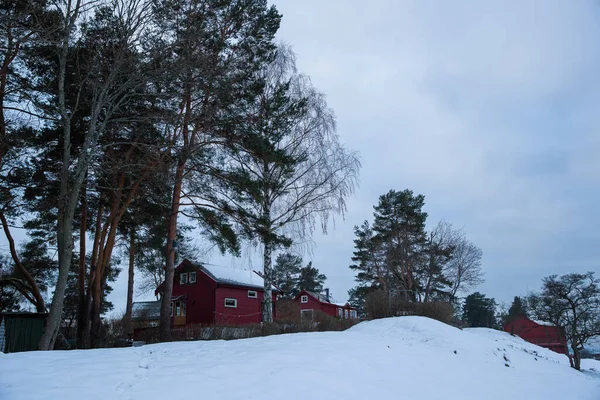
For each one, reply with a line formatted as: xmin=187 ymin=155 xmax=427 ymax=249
xmin=132 ymin=301 xmax=161 ymax=321
xmin=184 ymin=260 xmax=279 ymax=291
xmin=533 ymin=320 xmax=555 ymax=327
xmin=298 ymin=290 xmax=354 ymax=309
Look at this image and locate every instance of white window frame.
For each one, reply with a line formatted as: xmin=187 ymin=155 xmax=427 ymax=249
xmin=248 ymin=290 xmax=257 ymax=298
xmin=344 ymin=309 xmax=349 ymax=319
xmin=338 ymin=307 xmax=342 ymax=317
xmin=301 ymin=309 xmax=313 ymax=321
xmin=350 ymin=310 xmax=357 ymax=319
xmin=301 ymin=295 xmax=308 ymax=303
xmin=180 ymin=272 xmax=188 ymax=285
xmin=189 ymin=271 xmax=197 ymax=283
xmin=224 ymin=298 xmax=237 ymax=308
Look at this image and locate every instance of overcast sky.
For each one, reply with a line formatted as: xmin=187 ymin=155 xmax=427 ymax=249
xmin=110 ymin=0 xmax=600 ymax=312
xmin=118 ymin=0 xmax=599 ymax=311
xmin=256 ymin=0 xmax=600 ymax=306
xmin=6 ymin=1 xmax=597 ymax=314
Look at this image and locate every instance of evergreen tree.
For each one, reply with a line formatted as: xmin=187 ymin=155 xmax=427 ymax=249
xmin=272 ymin=253 xmax=302 ymax=298
xmin=297 ymin=262 xmax=327 ymax=294
xmin=347 ymin=285 xmax=371 ymax=316
xmin=211 ymin=45 xmax=360 ymax=323
xmin=507 ymin=296 xmax=527 ymax=319
xmin=372 ymin=189 xmax=428 ymax=301
xmin=153 ymin=0 xmax=282 ymax=340
xmin=462 ymin=292 xmax=497 ymax=328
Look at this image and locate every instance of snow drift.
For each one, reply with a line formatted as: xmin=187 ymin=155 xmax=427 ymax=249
xmin=1 ymin=316 xmax=598 ymax=400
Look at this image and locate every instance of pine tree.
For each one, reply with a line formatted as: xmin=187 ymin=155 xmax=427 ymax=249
xmin=297 ymin=262 xmax=327 ymax=294
xmin=372 ymin=189 xmax=428 ymax=302
xmin=272 ymin=253 xmax=302 ymax=298
xmin=153 ymin=0 xmax=282 ymax=340
xmin=507 ymin=296 xmax=527 ymax=319
xmin=210 ymin=45 xmax=360 ymax=323
xmin=462 ymin=292 xmax=497 ymax=328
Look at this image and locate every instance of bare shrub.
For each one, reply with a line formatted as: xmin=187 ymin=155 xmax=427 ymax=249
xmin=276 ymin=299 xmax=301 ymax=324
xmin=365 ymin=290 xmax=391 ymax=319
xmin=364 ymin=290 xmax=454 ymax=325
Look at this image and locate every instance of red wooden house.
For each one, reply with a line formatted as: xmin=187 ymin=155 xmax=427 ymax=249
xmin=294 ymin=289 xmax=358 ymax=321
xmin=504 ymin=315 xmax=568 ymax=355
xmin=153 ymin=259 xmax=279 ymax=327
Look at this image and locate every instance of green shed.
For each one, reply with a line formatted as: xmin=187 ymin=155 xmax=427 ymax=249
xmin=0 ymin=313 xmax=48 ymax=353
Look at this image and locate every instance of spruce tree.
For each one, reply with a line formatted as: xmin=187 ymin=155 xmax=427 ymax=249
xmin=372 ymin=189 xmax=428 ymax=302
xmin=272 ymin=253 xmax=302 ymax=298
xmin=507 ymin=296 xmax=527 ymax=319
xmin=462 ymin=292 xmax=497 ymax=328
xmin=297 ymin=262 xmax=327 ymax=294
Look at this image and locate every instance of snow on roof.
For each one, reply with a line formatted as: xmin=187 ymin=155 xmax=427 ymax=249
xmin=303 ymin=290 xmax=351 ymax=308
xmin=533 ymin=320 xmax=555 ymax=327
xmin=196 ymin=262 xmax=277 ymax=291
xmin=132 ymin=301 xmax=161 ymax=320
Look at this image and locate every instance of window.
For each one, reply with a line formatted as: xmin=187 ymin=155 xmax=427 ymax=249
xmin=189 ymin=272 xmax=197 ymax=283
xmin=301 ymin=295 xmax=308 ymax=303
xmin=344 ymin=310 xmax=349 ymax=319
xmin=338 ymin=308 xmax=342 ymax=317
xmin=301 ymin=309 xmax=313 ymax=321
xmin=180 ymin=273 xmax=188 ymax=285
xmin=248 ymin=290 xmax=257 ymax=298
xmin=224 ymin=298 xmax=237 ymax=308
xmin=182 ymin=301 xmax=186 ymax=316
xmin=175 ymin=301 xmax=181 ymax=316
xmin=170 ymin=302 xmax=173 ymax=317
xmin=350 ymin=310 xmax=357 ymax=319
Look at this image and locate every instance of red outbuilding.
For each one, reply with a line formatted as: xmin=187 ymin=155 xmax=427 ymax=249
xmin=294 ymin=289 xmax=358 ymax=321
xmin=504 ymin=315 xmax=568 ymax=355
xmin=149 ymin=259 xmax=279 ymax=327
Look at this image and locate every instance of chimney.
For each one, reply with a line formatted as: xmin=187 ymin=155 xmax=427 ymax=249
xmin=324 ymin=288 xmax=330 ymax=302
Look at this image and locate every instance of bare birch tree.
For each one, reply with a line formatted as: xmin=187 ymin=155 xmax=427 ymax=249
xmin=444 ymin=229 xmax=484 ymax=300
xmin=213 ymin=45 xmax=361 ymax=322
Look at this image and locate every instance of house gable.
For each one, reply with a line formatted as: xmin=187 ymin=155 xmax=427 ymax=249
xmin=504 ymin=315 xmax=567 ymax=355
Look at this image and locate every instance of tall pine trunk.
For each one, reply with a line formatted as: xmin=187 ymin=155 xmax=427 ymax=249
xmin=39 ymin=2 xmax=89 ymax=350
xmin=39 ymin=196 xmax=77 ymax=349
xmin=76 ymin=186 xmax=87 ymax=348
xmin=159 ymin=159 xmax=185 ymax=341
xmin=124 ymin=228 xmax=135 ymax=334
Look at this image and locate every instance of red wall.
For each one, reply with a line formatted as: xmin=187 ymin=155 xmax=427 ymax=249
xmin=171 ymin=261 xmax=277 ymax=326
xmin=215 ymin=286 xmax=263 ymax=325
xmin=296 ymin=291 xmax=355 ymax=319
xmin=172 ymin=265 xmax=217 ymax=325
xmin=504 ymin=316 xmax=568 ymax=355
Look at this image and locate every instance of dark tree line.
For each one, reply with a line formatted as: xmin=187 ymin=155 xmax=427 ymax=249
xmin=0 ymin=0 xmax=359 ymax=348
xmin=348 ymin=189 xmax=484 ymax=314
xmin=271 ymin=252 xmax=327 ymax=299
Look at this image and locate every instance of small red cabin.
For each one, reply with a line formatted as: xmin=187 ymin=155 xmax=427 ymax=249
xmin=504 ymin=315 xmax=568 ymax=355
xmin=294 ymin=289 xmax=358 ymax=321
xmin=149 ymin=259 xmax=279 ymax=327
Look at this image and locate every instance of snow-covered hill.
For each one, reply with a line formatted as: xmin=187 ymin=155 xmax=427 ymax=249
xmin=1 ymin=317 xmax=598 ymax=400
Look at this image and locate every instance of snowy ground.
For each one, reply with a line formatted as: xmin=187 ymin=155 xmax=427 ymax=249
xmin=1 ymin=317 xmax=599 ymax=400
